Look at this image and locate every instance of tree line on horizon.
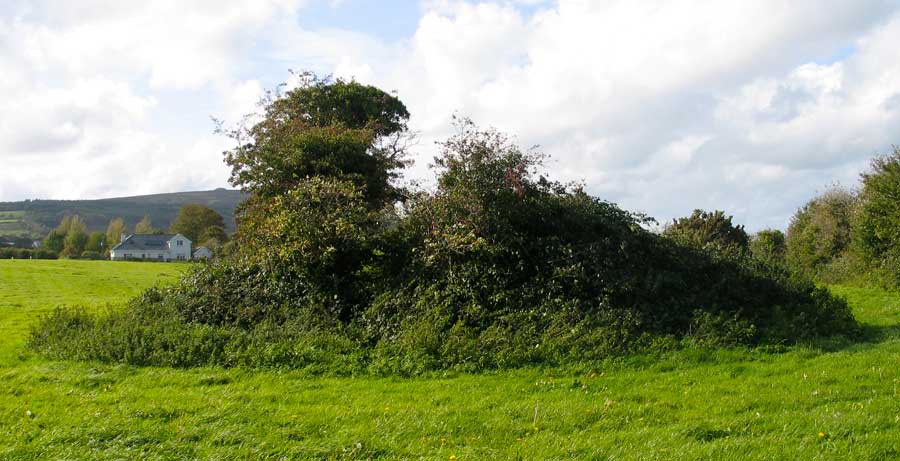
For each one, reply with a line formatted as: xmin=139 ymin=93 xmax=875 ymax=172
xmin=0 ymin=204 xmax=230 ymax=260
xmin=667 ymin=146 xmax=900 ymax=291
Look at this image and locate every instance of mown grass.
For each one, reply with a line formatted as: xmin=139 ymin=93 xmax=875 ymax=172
xmin=2 ymin=260 xmax=900 ymax=459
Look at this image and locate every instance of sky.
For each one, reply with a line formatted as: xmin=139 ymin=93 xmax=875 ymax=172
xmin=2 ymin=0 xmax=900 ymax=231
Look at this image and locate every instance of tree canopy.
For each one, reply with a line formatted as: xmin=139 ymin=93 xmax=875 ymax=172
xmin=169 ymin=204 xmax=225 ymax=244
xmin=662 ymin=209 xmax=749 ymax=254
xmin=854 ymin=146 xmax=900 ymax=286
xmin=785 ymin=186 xmax=856 ymax=278
xmin=223 ymin=75 xmax=410 ymax=207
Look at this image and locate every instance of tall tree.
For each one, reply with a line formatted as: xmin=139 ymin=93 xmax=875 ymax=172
xmin=56 ymin=215 xmax=72 ymax=235
xmin=135 ymin=215 xmax=155 ymax=234
xmin=170 ymin=204 xmax=225 ymax=243
xmin=106 ymin=218 xmax=128 ymax=248
xmin=56 ymin=215 xmax=86 ymax=236
xmin=62 ymin=226 xmax=88 ymax=258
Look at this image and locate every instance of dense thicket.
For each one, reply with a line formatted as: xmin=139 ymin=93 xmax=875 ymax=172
xmin=31 ymin=78 xmax=858 ymax=374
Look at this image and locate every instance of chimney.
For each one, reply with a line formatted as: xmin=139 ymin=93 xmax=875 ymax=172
xmin=121 ymin=234 xmax=129 ymax=243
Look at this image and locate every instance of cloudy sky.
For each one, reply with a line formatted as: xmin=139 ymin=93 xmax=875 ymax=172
xmin=2 ymin=0 xmax=900 ymax=230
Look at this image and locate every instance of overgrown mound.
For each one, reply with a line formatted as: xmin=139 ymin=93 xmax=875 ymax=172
xmin=31 ymin=77 xmax=857 ymax=374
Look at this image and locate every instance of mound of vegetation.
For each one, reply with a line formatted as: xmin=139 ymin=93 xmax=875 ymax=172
xmin=31 ymin=76 xmax=857 ymax=374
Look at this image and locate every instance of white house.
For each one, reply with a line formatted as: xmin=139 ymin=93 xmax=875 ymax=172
xmin=193 ymin=246 xmax=213 ymax=260
xmin=110 ymin=234 xmax=191 ymax=261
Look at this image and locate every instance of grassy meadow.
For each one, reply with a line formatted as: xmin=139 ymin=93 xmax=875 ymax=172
xmin=1 ymin=259 xmax=900 ymax=459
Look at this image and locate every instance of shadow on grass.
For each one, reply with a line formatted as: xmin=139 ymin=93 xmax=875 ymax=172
xmin=803 ymin=322 xmax=900 ymax=354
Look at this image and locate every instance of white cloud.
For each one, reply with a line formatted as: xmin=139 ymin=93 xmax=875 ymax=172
xmin=345 ymin=0 xmax=900 ymax=230
xmin=2 ymin=0 xmax=900 ymax=233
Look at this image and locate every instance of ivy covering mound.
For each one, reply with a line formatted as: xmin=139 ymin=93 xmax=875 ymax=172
xmin=31 ymin=76 xmax=857 ymax=374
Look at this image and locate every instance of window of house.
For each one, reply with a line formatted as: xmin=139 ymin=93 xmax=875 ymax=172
xmin=176 ymin=240 xmax=183 ymax=246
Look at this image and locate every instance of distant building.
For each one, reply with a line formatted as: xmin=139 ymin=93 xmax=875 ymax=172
xmin=193 ymin=246 xmax=213 ymax=260
xmin=110 ymin=234 xmax=191 ymax=261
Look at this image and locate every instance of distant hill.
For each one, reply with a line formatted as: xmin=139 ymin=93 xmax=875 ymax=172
xmin=0 ymin=189 xmax=247 ymax=239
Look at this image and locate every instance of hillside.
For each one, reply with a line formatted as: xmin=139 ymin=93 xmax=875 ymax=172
xmin=0 ymin=189 xmax=246 ymax=239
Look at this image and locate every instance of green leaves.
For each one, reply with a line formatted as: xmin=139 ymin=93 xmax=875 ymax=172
xmin=855 ymin=146 xmax=900 ymax=287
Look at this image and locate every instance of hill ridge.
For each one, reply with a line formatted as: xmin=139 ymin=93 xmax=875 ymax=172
xmin=0 ymin=189 xmax=246 ymax=238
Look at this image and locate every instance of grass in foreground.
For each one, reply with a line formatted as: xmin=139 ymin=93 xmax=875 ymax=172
xmin=1 ymin=260 xmax=900 ymax=459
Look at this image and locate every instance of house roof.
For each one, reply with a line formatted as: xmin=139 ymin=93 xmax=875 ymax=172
xmin=111 ymin=234 xmax=187 ymax=252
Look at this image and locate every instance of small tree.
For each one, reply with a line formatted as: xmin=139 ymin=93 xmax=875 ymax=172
xmin=62 ymin=227 xmax=88 ymax=258
xmin=663 ymin=209 xmax=749 ymax=254
xmin=135 ymin=215 xmax=156 ymax=234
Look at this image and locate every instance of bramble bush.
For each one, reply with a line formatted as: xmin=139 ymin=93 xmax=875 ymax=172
xmin=31 ymin=77 xmax=859 ymax=374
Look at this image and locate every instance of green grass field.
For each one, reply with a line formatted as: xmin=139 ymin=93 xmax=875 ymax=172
xmin=1 ymin=260 xmax=900 ymax=459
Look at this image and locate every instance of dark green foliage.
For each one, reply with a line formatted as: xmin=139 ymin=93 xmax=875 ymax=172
xmin=854 ymin=146 xmax=900 ymax=288
xmin=198 ymin=225 xmax=228 ymax=247
xmin=169 ymin=204 xmax=226 ymax=243
xmin=223 ymin=74 xmax=409 ymax=207
xmin=749 ymin=229 xmax=786 ymax=265
xmin=0 ymin=248 xmax=57 ymax=259
xmin=663 ymin=209 xmax=749 ymax=255
xmin=785 ymin=187 xmax=856 ymax=279
xmin=80 ymin=250 xmax=103 ymax=260
xmin=31 ymin=81 xmax=858 ymax=374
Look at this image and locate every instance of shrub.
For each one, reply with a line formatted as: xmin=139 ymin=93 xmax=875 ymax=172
xmin=663 ymin=209 xmax=749 ymax=256
xmin=854 ymin=146 xmax=900 ymax=288
xmin=785 ymin=186 xmax=856 ymax=279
